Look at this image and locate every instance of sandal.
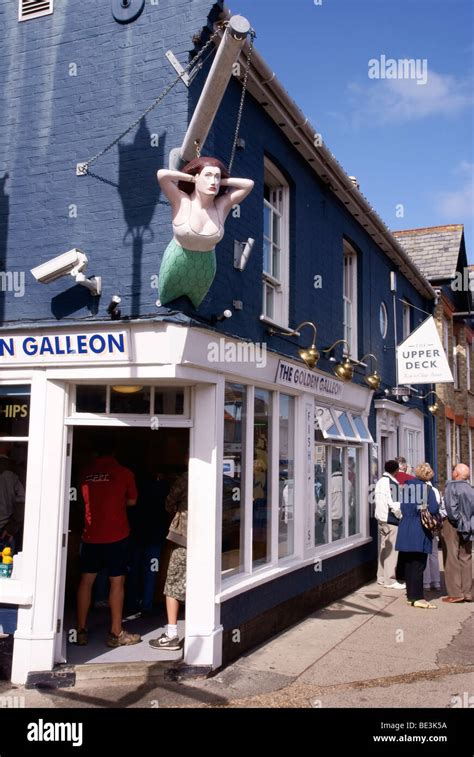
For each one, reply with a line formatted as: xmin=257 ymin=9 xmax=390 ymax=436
xmin=411 ymin=600 xmax=437 ymax=609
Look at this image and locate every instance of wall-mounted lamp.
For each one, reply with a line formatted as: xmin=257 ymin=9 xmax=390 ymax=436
xmin=291 ymin=321 xmax=319 ymax=369
xmin=211 ymin=309 xmax=233 ymax=323
xmin=107 ymin=295 xmax=122 ymax=320
xmin=419 ymin=391 xmax=441 ymax=415
xmin=268 ymin=321 xmax=319 ymax=369
xmin=359 ymin=353 xmax=381 ymax=390
xmin=111 ymin=385 xmax=144 ymax=394
xmin=322 ymin=339 xmax=353 ymax=381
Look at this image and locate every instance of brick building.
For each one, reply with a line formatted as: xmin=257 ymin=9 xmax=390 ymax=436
xmin=394 ymin=225 xmax=473 ymax=487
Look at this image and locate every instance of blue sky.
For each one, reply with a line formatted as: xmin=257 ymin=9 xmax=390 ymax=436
xmin=232 ymin=0 xmax=474 ymax=259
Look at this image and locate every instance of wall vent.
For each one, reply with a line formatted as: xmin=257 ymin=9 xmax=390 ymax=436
xmin=19 ymin=0 xmax=53 ymax=22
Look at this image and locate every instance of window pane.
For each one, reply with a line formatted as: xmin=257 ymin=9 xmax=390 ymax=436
xmin=265 ymin=284 xmax=274 ymax=319
xmin=334 ymin=411 xmax=358 ymax=440
xmin=329 ymin=447 xmax=344 ymax=542
xmin=253 ymin=388 xmax=271 ymax=567
xmin=279 ymin=394 xmax=294 ymax=559
xmin=315 ymin=405 xmax=343 ymax=439
xmin=263 ymin=239 xmax=271 ymax=275
xmin=272 ymin=211 xmax=281 ymax=247
xmin=76 ymin=385 xmax=106 ymax=414
xmin=314 ymin=445 xmax=328 ymax=546
xmin=110 ymin=387 xmax=150 ymax=414
xmin=352 ymin=415 xmax=372 ymax=441
xmin=348 ymin=447 xmax=360 ymax=536
xmin=0 ymin=386 xmax=30 ymax=436
xmin=222 ymin=383 xmax=246 ymax=575
xmin=263 ymin=203 xmax=271 ymax=239
xmin=272 ymin=244 xmax=280 ymax=281
xmin=154 ymin=389 xmax=184 ymax=415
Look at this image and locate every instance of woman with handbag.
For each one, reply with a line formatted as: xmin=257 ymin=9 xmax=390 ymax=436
xmin=396 ymin=462 xmax=440 ymax=609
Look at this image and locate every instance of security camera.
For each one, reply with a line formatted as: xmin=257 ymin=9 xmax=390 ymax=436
xmin=31 ymin=249 xmax=88 ymax=284
xmin=234 ymin=238 xmax=255 ymax=271
xmin=30 ymin=248 xmax=102 ymax=296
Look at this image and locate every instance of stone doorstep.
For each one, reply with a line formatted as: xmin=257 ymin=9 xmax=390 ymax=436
xmin=61 ymin=660 xmax=213 ymax=685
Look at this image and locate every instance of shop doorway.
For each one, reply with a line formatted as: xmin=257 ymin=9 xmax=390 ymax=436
xmin=61 ymin=425 xmax=189 ymax=665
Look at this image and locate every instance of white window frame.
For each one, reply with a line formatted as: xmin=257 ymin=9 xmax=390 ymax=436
xmin=261 ymin=159 xmax=290 ymax=329
xmin=469 ymin=429 xmax=473 ymax=484
xmin=19 ymin=0 xmax=53 ymax=22
xmin=402 ymin=301 xmax=411 ymax=340
xmin=455 ymin=424 xmax=461 ymax=465
xmin=453 ymin=335 xmax=460 ymax=389
xmin=443 ymin=317 xmax=449 ymax=357
xmin=343 ymin=242 xmax=358 ymax=357
xmin=379 ymin=302 xmax=388 ymax=340
xmin=467 ymin=341 xmax=471 ymax=392
xmin=446 ymin=419 xmax=453 ymax=479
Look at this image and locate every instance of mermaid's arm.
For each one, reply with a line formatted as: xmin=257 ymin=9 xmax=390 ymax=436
xmin=218 ymin=178 xmax=254 ymax=213
xmin=157 ymin=169 xmax=195 ymax=208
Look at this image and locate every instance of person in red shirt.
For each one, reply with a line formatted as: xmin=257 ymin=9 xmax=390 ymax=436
xmin=395 ymin=457 xmax=415 ymax=485
xmin=76 ymin=435 xmax=141 ymax=648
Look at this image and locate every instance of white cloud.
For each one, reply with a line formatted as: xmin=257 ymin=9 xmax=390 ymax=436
xmin=437 ymin=163 xmax=474 ymax=218
xmin=348 ymin=68 xmax=473 ymax=125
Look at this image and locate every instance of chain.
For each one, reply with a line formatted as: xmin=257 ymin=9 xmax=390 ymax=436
xmin=78 ymin=23 xmax=227 ymax=174
xmin=228 ymin=29 xmax=255 ymax=174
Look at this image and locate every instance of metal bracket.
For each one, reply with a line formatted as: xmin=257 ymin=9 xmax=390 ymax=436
xmin=165 ymin=50 xmax=202 ymax=88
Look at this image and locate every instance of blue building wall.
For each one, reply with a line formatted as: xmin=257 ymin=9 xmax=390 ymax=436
xmin=0 ymin=0 xmax=223 ymax=323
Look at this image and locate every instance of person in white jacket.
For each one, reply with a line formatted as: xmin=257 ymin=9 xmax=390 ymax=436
xmin=375 ymin=460 xmax=405 ymax=589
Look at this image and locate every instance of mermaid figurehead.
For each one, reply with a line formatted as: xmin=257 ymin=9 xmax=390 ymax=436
xmin=157 ymin=157 xmax=254 ymax=309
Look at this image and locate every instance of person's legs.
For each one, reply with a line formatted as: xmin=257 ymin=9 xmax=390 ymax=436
xmin=106 ymin=537 xmax=141 ymax=646
xmin=165 ymin=595 xmax=179 ymax=626
xmin=459 ymin=539 xmax=472 ymax=600
xmin=77 ymin=573 xmax=97 ymax=631
xmin=108 ymin=575 xmax=125 ymax=636
xmin=406 ymin=552 xmax=427 ymax=602
xmin=382 ymin=524 xmax=399 ymax=585
xmin=442 ymin=519 xmax=464 ymax=597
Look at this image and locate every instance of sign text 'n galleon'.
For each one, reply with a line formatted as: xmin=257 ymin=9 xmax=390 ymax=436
xmin=0 ymin=331 xmax=130 ymax=365
xmin=397 ymin=317 xmax=453 ymax=385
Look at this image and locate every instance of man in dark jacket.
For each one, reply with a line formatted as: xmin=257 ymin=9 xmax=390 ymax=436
xmin=441 ymin=463 xmax=474 ymax=603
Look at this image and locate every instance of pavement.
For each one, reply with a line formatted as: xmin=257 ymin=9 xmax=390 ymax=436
xmin=0 ymin=575 xmax=472 ymax=710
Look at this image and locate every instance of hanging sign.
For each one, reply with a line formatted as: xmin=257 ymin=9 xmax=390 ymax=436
xmin=397 ymin=317 xmax=453 ymax=385
xmin=0 ymin=331 xmax=130 ymax=365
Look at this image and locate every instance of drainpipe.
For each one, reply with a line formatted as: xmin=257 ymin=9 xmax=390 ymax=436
xmin=171 ymin=15 xmax=251 ymax=168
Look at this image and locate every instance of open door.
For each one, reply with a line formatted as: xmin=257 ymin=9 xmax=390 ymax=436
xmin=53 ymin=425 xmax=74 ymax=664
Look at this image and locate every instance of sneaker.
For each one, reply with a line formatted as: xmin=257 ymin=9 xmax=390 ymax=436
xmin=149 ymin=633 xmax=181 ymax=651
xmin=76 ymin=628 xmax=88 ymax=646
xmin=384 ymin=581 xmax=406 ymax=589
xmin=107 ymin=629 xmax=142 ymax=648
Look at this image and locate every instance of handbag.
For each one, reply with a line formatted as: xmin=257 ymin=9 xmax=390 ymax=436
xmin=387 ymin=510 xmax=401 ymax=526
xmin=420 ymin=504 xmax=442 ymax=535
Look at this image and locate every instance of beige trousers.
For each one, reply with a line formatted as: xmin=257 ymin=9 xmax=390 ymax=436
xmin=441 ymin=519 xmax=472 ymax=599
xmin=377 ymin=522 xmax=399 ymax=585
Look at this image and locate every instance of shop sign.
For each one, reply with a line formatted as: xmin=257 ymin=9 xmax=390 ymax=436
xmin=276 ymin=360 xmax=343 ymax=398
xmin=0 ymin=331 xmax=130 ymax=365
xmin=397 ymin=317 xmax=453 ymax=385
